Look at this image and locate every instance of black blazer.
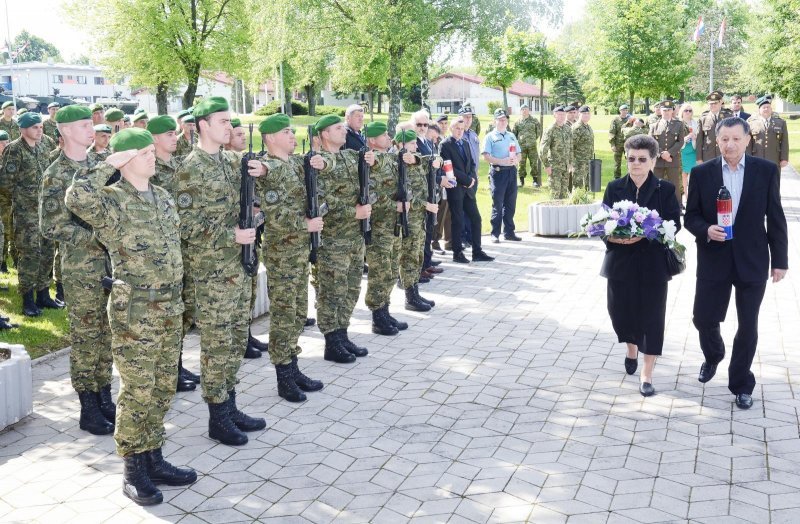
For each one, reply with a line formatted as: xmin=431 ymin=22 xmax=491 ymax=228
xmin=733 ymin=110 xmax=751 ymax=121
xmin=439 ymin=136 xmax=478 ymax=200
xmin=342 ymin=127 xmax=366 ymax=151
xmin=599 ymin=173 xmax=682 ymax=282
xmin=685 ymin=155 xmax=788 ymax=282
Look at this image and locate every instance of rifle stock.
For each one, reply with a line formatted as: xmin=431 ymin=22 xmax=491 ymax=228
xmin=394 ymin=145 xmax=410 ymax=238
xmin=239 ymin=124 xmax=261 ymax=276
xmin=358 ymin=147 xmax=372 ymax=245
xmin=304 ymin=125 xmax=322 ymax=264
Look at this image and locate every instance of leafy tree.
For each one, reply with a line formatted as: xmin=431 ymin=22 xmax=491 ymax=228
xmin=475 ymin=37 xmax=518 ymax=111
xmin=552 ymin=74 xmax=584 ymax=106
xmin=505 ymin=29 xmax=564 ymax=124
xmin=9 ymin=30 xmax=62 ymax=62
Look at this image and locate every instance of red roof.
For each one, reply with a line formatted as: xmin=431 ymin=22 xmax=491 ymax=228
xmin=431 ymin=72 xmax=547 ymax=97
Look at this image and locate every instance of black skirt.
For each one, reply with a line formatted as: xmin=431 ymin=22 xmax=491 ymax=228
xmin=606 ymin=278 xmax=668 ymax=356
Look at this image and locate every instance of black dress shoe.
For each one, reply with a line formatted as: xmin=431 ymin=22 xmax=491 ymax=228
xmin=419 ymin=275 xmax=431 ymax=284
xmin=504 ymin=234 xmax=522 ymax=241
xmin=0 ymin=318 xmax=17 ymax=330
xmin=453 ymin=252 xmax=470 ymax=264
xmin=639 ymin=382 xmax=655 ymax=397
xmin=471 ymin=251 xmax=495 ymax=262
xmin=176 ymin=378 xmax=196 ymax=392
xmin=304 ymin=317 xmax=316 ymax=327
xmin=243 ymin=344 xmax=262 ymax=359
xmin=735 ymin=393 xmax=753 ymax=409
xmin=698 ymin=362 xmax=718 ymax=383
xmin=625 ymin=357 xmax=638 ymax=375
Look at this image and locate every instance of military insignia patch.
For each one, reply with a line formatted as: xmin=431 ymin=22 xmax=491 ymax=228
xmin=5 ymin=162 xmax=16 ymax=173
xmin=44 ymin=199 xmax=59 ymax=213
xmin=177 ymin=193 xmax=192 ymax=208
xmin=265 ymin=190 xmax=279 ymax=204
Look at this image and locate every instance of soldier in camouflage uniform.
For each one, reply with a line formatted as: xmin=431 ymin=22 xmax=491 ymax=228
xmin=250 ymin=114 xmax=324 ymax=402
xmin=175 ymin=97 xmax=265 ymax=447
xmin=0 ymin=130 xmax=10 ymax=273
xmin=104 ymin=108 xmax=125 ymax=134
xmin=40 ymin=105 xmax=115 ymax=436
xmin=311 ymin=115 xmax=374 ymax=363
xmin=88 ymin=124 xmax=112 ymax=164
xmin=42 ymin=102 xmax=60 ymax=141
xmin=0 ymin=101 xmax=20 ymax=141
xmin=696 ymin=90 xmax=733 ymax=163
xmin=649 ymin=100 xmax=686 ymax=202
xmin=540 ymin=106 xmax=573 ymax=199
xmin=571 ymin=105 xmax=595 ymax=191
xmin=646 ymin=102 xmax=662 ymax=131
xmin=748 ymin=96 xmax=789 ymax=171
xmin=65 ymin=128 xmax=197 ymax=506
xmin=609 ymin=104 xmax=630 ymax=179
xmin=512 ymin=104 xmax=542 ymax=187
xmin=0 ymin=112 xmax=63 ymax=316
xmin=148 ymin=115 xmax=198 ymax=393
xmin=175 ymin=111 xmax=196 ymax=158
xmin=623 ymin=118 xmax=647 ymax=140
xmin=0 ymin=188 xmax=12 ymax=328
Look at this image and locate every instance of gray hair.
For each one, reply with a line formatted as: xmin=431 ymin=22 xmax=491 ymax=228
xmin=411 ymin=109 xmax=430 ymax=123
xmin=345 ymin=104 xmax=364 ymax=117
xmin=624 ymin=134 xmax=659 ymax=159
xmin=715 ymin=116 xmax=750 ymax=135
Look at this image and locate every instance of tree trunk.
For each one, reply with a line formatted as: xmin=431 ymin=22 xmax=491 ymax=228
xmin=182 ymin=62 xmax=200 ymax=109
xmin=539 ymin=79 xmax=545 ymax=128
xmin=378 ymin=91 xmax=383 ymax=114
xmin=628 ymin=89 xmax=635 ymax=112
xmin=305 ymin=84 xmax=317 ymax=116
xmin=368 ymin=88 xmax=375 ymax=121
xmin=156 ymin=82 xmax=169 ymax=115
xmin=502 ymin=86 xmax=508 ymax=112
xmin=387 ymin=46 xmax=404 ymax=135
xmin=644 ymin=97 xmax=650 ymax=115
xmin=284 ymin=86 xmax=293 ymax=117
xmin=420 ymin=61 xmax=430 ymax=112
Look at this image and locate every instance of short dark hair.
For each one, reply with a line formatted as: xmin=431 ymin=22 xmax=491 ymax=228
xmin=624 ymin=134 xmax=659 ymax=159
xmin=715 ymin=116 xmax=750 ymax=135
xmin=732 ymin=95 xmax=743 ymax=101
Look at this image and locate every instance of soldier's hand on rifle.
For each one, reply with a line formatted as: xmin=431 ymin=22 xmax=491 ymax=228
xmin=402 ymin=152 xmax=416 ymax=165
xmin=364 ymin=151 xmax=376 ymax=166
xmin=432 ymin=158 xmax=442 ymax=169
xmin=234 ymin=226 xmax=257 ymax=245
xmin=425 ymin=202 xmax=438 ymax=213
xmin=306 ymin=217 xmax=324 ymax=233
xmin=248 ymin=160 xmax=266 ymax=177
xmin=355 ymin=203 xmax=372 ymax=219
xmin=396 ymin=201 xmax=410 ymax=212
xmin=105 ymin=150 xmax=139 ymax=169
xmin=310 ymin=154 xmax=325 ymax=170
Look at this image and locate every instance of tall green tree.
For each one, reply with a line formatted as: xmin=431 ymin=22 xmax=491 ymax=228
xmin=505 ymin=29 xmax=564 ymax=124
xmin=475 ymin=38 xmax=518 ymax=111
xmin=8 ymin=30 xmax=62 ymax=62
xmin=552 ymin=74 xmax=584 ymax=106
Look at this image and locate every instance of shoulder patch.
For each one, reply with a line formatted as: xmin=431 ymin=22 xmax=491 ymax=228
xmin=5 ymin=161 xmax=16 ymax=173
xmin=265 ymin=190 xmax=279 ymax=204
xmin=177 ymin=192 xmax=193 ymax=208
xmin=44 ymin=198 xmax=59 ymax=213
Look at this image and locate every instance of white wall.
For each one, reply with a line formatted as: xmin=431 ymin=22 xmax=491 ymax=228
xmin=0 ymin=64 xmax=130 ymax=100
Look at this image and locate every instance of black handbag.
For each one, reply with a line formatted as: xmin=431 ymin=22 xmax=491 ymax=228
xmin=657 ymin=181 xmax=686 ymax=276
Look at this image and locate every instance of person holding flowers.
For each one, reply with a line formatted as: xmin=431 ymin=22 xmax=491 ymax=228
xmin=591 ymin=135 xmax=682 ymax=397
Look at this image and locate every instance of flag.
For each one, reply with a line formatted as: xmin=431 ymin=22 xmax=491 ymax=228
xmin=692 ymin=16 xmax=705 ymax=42
xmin=718 ymin=18 xmax=726 ymax=48
xmin=10 ymin=41 xmax=29 ymax=60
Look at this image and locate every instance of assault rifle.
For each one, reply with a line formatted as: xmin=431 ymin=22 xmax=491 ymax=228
xmin=358 ymin=147 xmax=372 ymax=245
xmin=239 ymin=124 xmax=264 ymax=276
xmin=304 ymin=125 xmax=322 ymax=263
xmin=394 ymin=141 xmax=410 ymax=238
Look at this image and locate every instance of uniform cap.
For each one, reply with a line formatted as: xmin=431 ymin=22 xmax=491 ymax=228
xmin=89 ymin=103 xmax=104 ymax=113
xmin=93 ymin=124 xmax=112 ymax=133
xmin=755 ymin=95 xmax=772 ymax=107
xmin=313 ymin=114 xmax=342 ymax=134
xmin=132 ymin=111 xmax=149 ymax=122
xmin=566 ymin=104 xmax=578 ymax=112
xmin=230 ymin=118 xmax=242 ymax=129
xmin=17 ymin=112 xmax=42 ymax=128
xmin=706 ymin=90 xmax=724 ymax=102
xmin=578 ymin=105 xmax=590 ymax=113
xmin=393 ymin=129 xmax=417 ymax=143
xmin=619 ymin=104 xmax=629 ymax=111
xmin=458 ymin=106 xmax=474 ymax=115
xmin=104 ymin=108 xmax=125 ymax=122
xmin=176 ymin=109 xmax=192 ymax=120
xmin=436 ymin=114 xmax=448 ymax=122
xmin=259 ymin=114 xmax=291 ymax=135
xmin=182 ymin=115 xmax=195 ymax=123
xmin=553 ymin=106 xmax=565 ymax=113
xmin=48 ymin=102 xmax=61 ymax=109
xmin=345 ymin=104 xmax=364 ymax=116
xmin=364 ymin=121 xmax=387 ymax=138
xmin=0 ymin=131 xmax=8 ymax=140
xmin=520 ymin=103 xmax=529 ymax=110
xmin=1 ymin=101 xmax=14 ymax=110
xmin=55 ymin=105 xmax=92 ymax=123
xmin=110 ymin=128 xmax=154 ymax=152
xmin=17 ymin=108 xmax=27 ymax=115
xmin=192 ymin=97 xmax=229 ymax=118
xmin=134 ymin=107 xmax=146 ymax=115
xmin=147 ymin=115 xmax=177 ymax=135
xmin=494 ymin=108 xmax=509 ymax=119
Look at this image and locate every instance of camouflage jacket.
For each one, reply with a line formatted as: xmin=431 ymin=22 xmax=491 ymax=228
xmin=43 ymin=119 xmax=58 ymax=141
xmin=369 ymin=152 xmax=400 ymax=230
xmin=540 ymin=123 xmax=573 ymax=169
xmin=87 ymin=147 xmax=110 ymax=165
xmin=512 ymin=116 xmax=542 ymax=148
xmin=571 ymin=121 xmax=594 ymax=162
xmin=152 ymin=155 xmax=179 ymax=196
xmin=608 ymin=116 xmax=627 ymax=147
xmin=406 ymin=156 xmax=428 ymax=219
xmin=0 ymin=118 xmax=20 ymax=141
xmin=0 ymin=136 xmax=51 ymax=216
xmin=175 ymin=133 xmax=193 ymax=158
xmin=623 ymin=127 xmax=647 ymax=141
xmin=257 ymin=154 xmax=308 ymax=250
xmin=66 ymin=163 xmax=183 ymax=289
xmin=317 ymin=149 xmax=361 ymax=242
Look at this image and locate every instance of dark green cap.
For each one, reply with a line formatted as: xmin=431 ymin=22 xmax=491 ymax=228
xmin=183 ymin=115 xmax=195 ymax=124
xmin=48 ymin=102 xmax=61 ymax=109
xmin=192 ymin=97 xmax=229 ymax=118
xmin=17 ymin=108 xmax=28 ymax=116
xmin=132 ymin=111 xmax=148 ymax=122
xmin=756 ymin=95 xmax=772 ymax=107
xmin=0 ymin=131 xmax=8 ymax=140
xmin=1 ymin=101 xmax=14 ymax=110
xmin=259 ymin=114 xmax=290 ymax=135
xmin=55 ymin=105 xmax=92 ymax=124
xmin=364 ymin=121 xmax=387 ymax=138
xmin=147 ymin=115 xmax=177 ymax=135
xmin=18 ymin=112 xmax=42 ymax=128
xmin=313 ymin=114 xmax=342 ymax=134
xmin=110 ymin=128 xmax=154 ymax=152
xmin=104 ymin=108 xmax=124 ymax=122
xmin=231 ymin=118 xmax=242 ymax=129
xmin=89 ymin=103 xmax=103 ymax=112
xmin=176 ymin=109 xmax=191 ymax=120
xmin=393 ymin=129 xmax=416 ymax=143
xmin=94 ymin=124 xmax=112 ymax=133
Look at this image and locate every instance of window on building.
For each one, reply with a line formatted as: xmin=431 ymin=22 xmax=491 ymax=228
xmin=94 ymin=77 xmax=105 ymax=85
xmin=52 ymin=75 xmax=63 ymax=84
xmin=77 ymin=76 xmax=87 ymax=84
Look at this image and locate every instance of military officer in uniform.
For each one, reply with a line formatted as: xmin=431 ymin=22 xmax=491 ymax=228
xmin=88 ymin=124 xmax=112 ymax=163
xmin=649 ymin=100 xmax=686 ymax=202
xmin=696 ymin=90 xmax=733 ymax=163
xmin=43 ymin=102 xmax=60 ymax=141
xmin=748 ymin=96 xmax=789 ymax=171
xmin=512 ymin=103 xmax=542 ymax=187
xmin=540 ymin=106 xmax=573 ymax=199
xmin=571 ymin=105 xmax=594 ymax=190
xmin=609 ymin=104 xmax=630 ymax=178
xmin=89 ymin=103 xmax=104 ymax=125
xmin=65 ymin=128 xmax=197 ymax=506
xmin=566 ymin=104 xmax=579 ymax=126
xmin=0 ymin=101 xmax=20 ymax=141
xmin=0 ymin=129 xmax=11 ymax=272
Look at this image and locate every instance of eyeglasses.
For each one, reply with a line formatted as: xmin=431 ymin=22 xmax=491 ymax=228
xmin=683 ymin=109 xmax=693 ymax=113
xmin=416 ymin=123 xmax=429 ymax=127
xmin=627 ymin=156 xmax=651 ymax=164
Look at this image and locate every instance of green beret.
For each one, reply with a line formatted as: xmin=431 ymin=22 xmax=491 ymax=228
xmin=104 ymin=108 xmax=124 ymax=122
xmin=147 ymin=115 xmax=177 ymax=135
xmin=192 ymin=96 xmax=229 ymax=118
xmin=1 ymin=101 xmax=13 ymax=110
xmin=94 ymin=124 xmax=112 ymax=133
xmin=393 ymin=129 xmax=417 ymax=143
xmin=132 ymin=111 xmax=148 ymax=122
xmin=17 ymin=108 xmax=28 ymax=116
xmin=134 ymin=107 xmax=146 ymax=115
xmin=259 ymin=114 xmax=290 ymax=135
xmin=0 ymin=131 xmax=8 ymax=140
xmin=18 ymin=112 xmax=42 ymax=128
xmin=231 ymin=118 xmax=242 ymax=129
xmin=48 ymin=102 xmax=61 ymax=109
xmin=176 ymin=109 xmax=191 ymax=120
xmin=313 ymin=114 xmax=342 ymax=134
xmin=110 ymin=128 xmax=154 ymax=152
xmin=55 ymin=105 xmax=92 ymax=124
xmin=183 ymin=115 xmax=195 ymax=124
xmin=89 ymin=103 xmax=103 ymax=113
xmin=123 ymin=115 xmax=131 ymax=123
xmin=364 ymin=121 xmax=387 ymax=138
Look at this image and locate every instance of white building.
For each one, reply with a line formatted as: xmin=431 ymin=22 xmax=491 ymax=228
xmin=429 ymin=72 xmax=550 ymax=116
xmin=133 ymin=73 xmax=276 ymax=114
xmin=0 ymin=61 xmax=130 ymax=102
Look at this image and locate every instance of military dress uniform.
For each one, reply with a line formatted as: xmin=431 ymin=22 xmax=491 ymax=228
xmin=649 ymin=110 xmax=686 ymax=202
xmin=540 ymin=116 xmax=573 ymax=199
xmin=513 ymin=113 xmax=542 ymax=186
xmin=609 ymin=108 xmax=628 ymax=179
xmin=748 ymin=110 xmax=789 ymax=170
xmin=571 ymin=108 xmax=594 ymax=190
xmin=695 ymin=91 xmax=733 ymax=163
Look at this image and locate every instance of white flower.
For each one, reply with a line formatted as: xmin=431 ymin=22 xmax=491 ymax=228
xmin=661 ymin=220 xmax=677 ymax=241
xmin=593 ymin=208 xmax=610 ymax=221
xmin=604 ymin=220 xmax=617 ymax=236
xmin=615 ymin=200 xmax=634 ymax=212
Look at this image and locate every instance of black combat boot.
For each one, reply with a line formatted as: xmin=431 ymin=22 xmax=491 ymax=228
xmin=323 ymin=331 xmax=355 ymax=364
xmin=248 ymin=329 xmax=269 ymax=351
xmin=122 ymin=453 xmax=163 ymax=506
xmin=227 ymin=389 xmax=266 ymax=431
xmin=207 ymin=401 xmax=248 ymax=446
xmin=386 ymin=309 xmax=408 ymax=330
xmin=145 ymin=447 xmax=197 ymax=486
xmin=97 ymin=384 xmax=116 ymax=422
xmin=0 ymin=260 xmax=7 ymax=273
xmin=78 ymin=390 xmax=114 ymax=435
xmin=0 ymin=318 xmax=17 ymax=330
xmin=275 ymin=364 xmax=307 ymax=402
xmin=372 ymin=306 xmax=399 ymax=336
xmin=291 ymin=356 xmax=323 ymax=392
xmin=414 ymin=284 xmax=435 ymax=307
xmin=340 ymin=329 xmax=368 ymax=357
xmin=243 ymin=343 xmax=261 ymax=359
xmin=179 ymin=354 xmax=200 ymax=383
xmin=55 ymin=281 xmax=65 ymax=304
xmin=36 ymin=287 xmax=65 ymax=309
xmin=176 ymin=375 xmax=196 ymax=392
xmin=404 ymin=287 xmax=431 ymax=312
xmin=304 ymin=317 xmax=316 ymax=328
xmin=22 ymin=290 xmax=42 ymax=317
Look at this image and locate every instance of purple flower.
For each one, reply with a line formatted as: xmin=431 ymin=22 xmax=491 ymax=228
xmin=617 ymin=217 xmax=629 ymax=227
xmin=650 ymin=209 xmax=660 ymax=218
xmin=610 ymin=210 xmax=620 ymax=220
xmin=587 ymin=224 xmax=605 ymax=237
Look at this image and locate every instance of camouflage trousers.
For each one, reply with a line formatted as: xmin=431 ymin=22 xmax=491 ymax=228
xmin=654 ymin=166 xmax=682 ymax=203
xmin=315 ymin=237 xmax=365 ymax=335
xmin=613 ymin=146 xmax=624 ymax=179
xmin=548 ymin=167 xmax=571 ymax=200
xmin=399 ymin=210 xmax=426 ymax=288
xmin=519 ymin=145 xmax=541 ymax=184
xmin=573 ymin=158 xmax=591 ymax=191
xmin=1 ymin=205 xmax=12 ymax=266
xmin=181 ymin=246 xmax=196 ymax=337
xmin=193 ymin=257 xmax=250 ymax=404
xmin=53 ymin=243 xmax=62 ymax=283
xmin=13 ymin=213 xmax=55 ymax=294
xmin=63 ymin=244 xmax=113 ymax=392
xmin=108 ymin=281 xmax=183 ymax=456
xmin=264 ymin=246 xmax=307 ymax=365
xmin=365 ymin=219 xmax=400 ymax=311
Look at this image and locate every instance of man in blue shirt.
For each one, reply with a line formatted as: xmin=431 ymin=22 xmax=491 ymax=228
xmin=482 ymin=109 xmax=522 ymax=242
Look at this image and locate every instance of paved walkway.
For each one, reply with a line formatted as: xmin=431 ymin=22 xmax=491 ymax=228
xmin=1 ymin=167 xmax=799 ymax=523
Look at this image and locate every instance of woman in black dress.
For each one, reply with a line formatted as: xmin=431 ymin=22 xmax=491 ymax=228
xmin=600 ymin=134 xmax=682 ymax=396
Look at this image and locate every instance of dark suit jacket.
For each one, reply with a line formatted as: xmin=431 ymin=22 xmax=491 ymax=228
xmin=439 ymin=136 xmax=477 ymax=200
xmin=733 ymin=110 xmax=751 ymax=121
xmin=599 ymin=173 xmax=682 ymax=282
xmin=342 ymin=127 xmax=366 ymax=151
xmin=685 ymin=155 xmax=788 ymax=282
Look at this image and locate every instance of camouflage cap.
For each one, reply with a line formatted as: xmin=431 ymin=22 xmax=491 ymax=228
xmin=110 ymin=128 xmax=154 ymax=152
xmin=147 ymin=115 xmax=177 ymax=135
xmin=104 ymin=108 xmax=125 ymax=122
xmin=55 ymin=104 xmax=92 ymax=123
xmin=364 ymin=121 xmax=387 ymax=138
xmin=18 ymin=112 xmax=42 ymax=128
xmin=192 ymin=96 xmax=229 ymax=118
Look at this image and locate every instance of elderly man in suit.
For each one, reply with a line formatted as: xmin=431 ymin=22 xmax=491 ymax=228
xmin=685 ymin=117 xmax=788 ymax=410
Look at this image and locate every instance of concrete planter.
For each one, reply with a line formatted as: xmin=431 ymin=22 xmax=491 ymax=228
xmin=252 ymin=263 xmax=270 ymax=318
xmin=0 ymin=343 xmax=33 ymax=430
xmin=529 ymin=201 xmax=602 ymax=237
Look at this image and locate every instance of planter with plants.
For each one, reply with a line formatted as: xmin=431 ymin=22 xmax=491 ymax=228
xmin=0 ymin=343 xmax=33 ymax=430
xmin=528 ymin=187 xmax=602 ymax=237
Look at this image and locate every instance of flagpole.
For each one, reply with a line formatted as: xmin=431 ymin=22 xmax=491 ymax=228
xmin=4 ymin=0 xmax=17 ymax=109
xmin=709 ymin=35 xmax=714 ymax=93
